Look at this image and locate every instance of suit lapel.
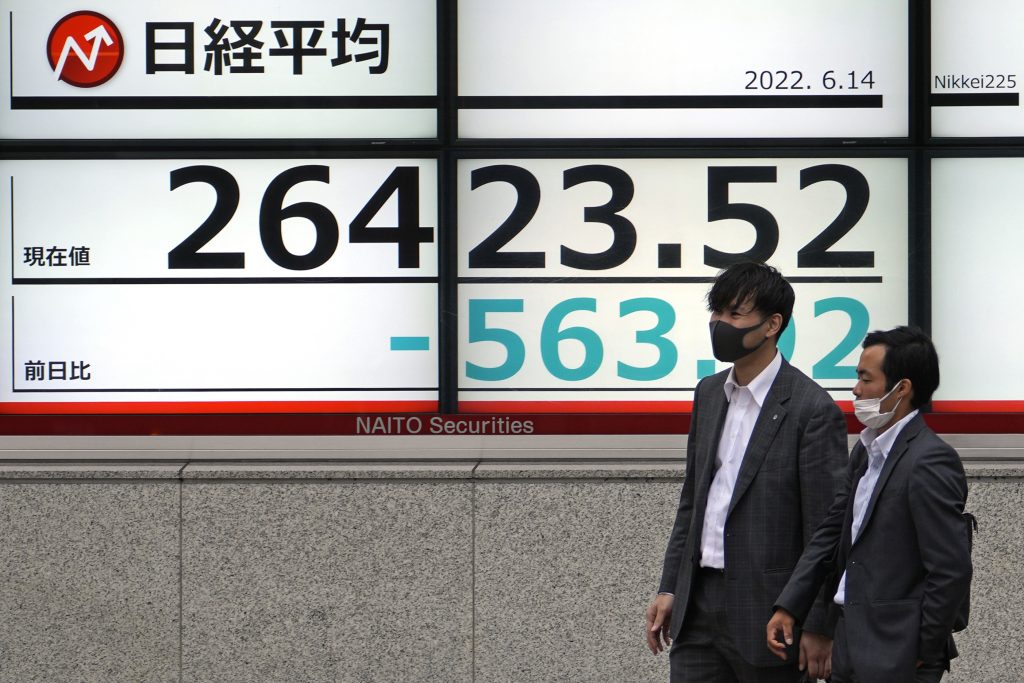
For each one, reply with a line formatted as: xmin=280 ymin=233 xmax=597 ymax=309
xmin=726 ymin=362 xmax=791 ymax=516
xmin=854 ymin=415 xmax=924 ymax=542
xmin=841 ymin=443 xmax=869 ymax=558
xmin=696 ymin=375 xmax=730 ymax=507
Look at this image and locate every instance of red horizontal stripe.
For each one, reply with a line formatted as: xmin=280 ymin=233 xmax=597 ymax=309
xmin=2 ymin=402 xmax=1024 ymax=434
xmin=930 ymin=401 xmax=1024 ymax=412
xmin=459 ymin=401 xmax=693 ymax=414
xmin=924 ymin=413 xmax=1024 ymax=434
xmin=5 ymin=399 xmax=1016 ymax=417
xmin=0 ymin=401 xmax=438 ymax=415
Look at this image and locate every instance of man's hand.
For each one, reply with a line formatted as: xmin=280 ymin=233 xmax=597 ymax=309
xmin=766 ymin=607 xmax=796 ymax=661
xmin=799 ymin=631 xmax=832 ymax=681
xmin=645 ymin=594 xmax=674 ymax=655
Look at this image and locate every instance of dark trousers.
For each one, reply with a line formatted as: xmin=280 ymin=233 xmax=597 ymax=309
xmin=831 ymin=611 xmax=945 ymax=683
xmin=669 ymin=568 xmax=801 ymax=683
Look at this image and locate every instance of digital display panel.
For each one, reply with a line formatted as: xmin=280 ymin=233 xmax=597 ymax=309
xmin=458 ymin=0 xmax=909 ymax=140
xmin=456 ymin=156 xmax=909 ymax=411
xmin=0 ymin=0 xmax=438 ymax=139
xmin=10 ymin=3 xmax=1013 ymax=433
xmin=931 ymin=0 xmax=1023 ymax=138
xmin=0 ymin=159 xmax=439 ymax=413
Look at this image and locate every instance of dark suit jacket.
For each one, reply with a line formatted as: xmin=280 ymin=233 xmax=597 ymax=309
xmin=775 ymin=414 xmax=972 ymax=682
xmin=658 ymin=358 xmax=847 ymax=667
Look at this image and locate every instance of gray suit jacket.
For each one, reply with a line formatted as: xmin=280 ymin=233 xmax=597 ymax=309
xmin=775 ymin=414 xmax=972 ymax=682
xmin=659 ymin=358 xmax=847 ymax=667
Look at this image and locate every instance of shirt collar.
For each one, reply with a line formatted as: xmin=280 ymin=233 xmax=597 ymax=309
xmin=858 ymin=408 xmax=920 ymax=458
xmin=723 ymin=349 xmax=782 ymax=408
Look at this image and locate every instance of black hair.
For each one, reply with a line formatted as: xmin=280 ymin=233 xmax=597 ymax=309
xmin=706 ymin=262 xmax=795 ymax=335
xmin=862 ymin=326 xmax=940 ymax=409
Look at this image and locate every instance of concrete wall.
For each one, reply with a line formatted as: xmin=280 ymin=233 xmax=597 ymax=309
xmin=0 ymin=436 xmax=1020 ymax=682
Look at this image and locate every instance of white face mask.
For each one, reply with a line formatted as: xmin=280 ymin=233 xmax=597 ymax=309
xmin=853 ymin=382 xmax=905 ymax=430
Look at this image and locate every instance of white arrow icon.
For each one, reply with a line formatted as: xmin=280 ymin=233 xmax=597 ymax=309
xmin=53 ymin=24 xmax=114 ymax=81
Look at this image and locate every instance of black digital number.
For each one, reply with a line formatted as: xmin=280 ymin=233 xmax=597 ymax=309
xmin=468 ymin=165 xmax=545 ymax=268
xmin=169 ymin=165 xmax=432 ymax=270
xmin=469 ymin=164 xmax=638 ymax=270
xmin=705 ymin=166 xmax=780 ymax=267
xmin=797 ymin=164 xmax=873 ymax=268
xmin=560 ymin=164 xmax=637 ymax=270
xmin=168 ymin=166 xmax=244 ymax=269
xmin=349 ymin=167 xmax=433 ymax=268
xmin=745 ymin=70 xmax=804 ymax=90
xmin=259 ymin=165 xmax=338 ymax=271
xmin=468 ymin=162 xmax=875 ymax=272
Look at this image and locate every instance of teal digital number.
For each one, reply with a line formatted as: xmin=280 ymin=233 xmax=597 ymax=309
xmin=465 ymin=299 xmax=526 ymax=381
xmin=617 ymin=297 xmax=677 ymax=381
xmin=540 ymin=298 xmax=603 ymax=381
xmin=812 ymin=297 xmax=869 ymax=379
xmin=464 ymin=296 xmax=684 ymax=383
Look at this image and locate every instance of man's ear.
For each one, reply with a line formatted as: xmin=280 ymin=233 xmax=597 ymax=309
xmin=897 ymin=378 xmax=915 ymax=403
xmin=765 ymin=313 xmax=783 ymax=340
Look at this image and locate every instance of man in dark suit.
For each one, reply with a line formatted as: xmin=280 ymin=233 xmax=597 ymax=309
xmin=768 ymin=327 xmax=972 ymax=682
xmin=646 ymin=262 xmax=848 ymax=683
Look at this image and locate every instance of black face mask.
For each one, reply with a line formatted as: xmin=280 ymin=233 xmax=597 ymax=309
xmin=709 ymin=318 xmax=769 ymax=363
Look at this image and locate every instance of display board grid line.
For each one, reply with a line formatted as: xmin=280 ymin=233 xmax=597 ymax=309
xmin=909 ymin=151 xmax=930 ymax=332
xmin=459 ymin=387 xmax=855 ymax=393
xmin=438 ymin=151 xmax=458 ymax=414
xmin=11 ymin=277 xmax=440 ymax=285
xmin=12 ymin=387 xmax=440 ymax=394
xmin=10 ymin=96 xmax=440 ymax=111
xmin=457 ymin=95 xmax=884 ymax=110
xmin=909 ymin=0 xmax=926 ymax=143
xmin=930 ymin=93 xmax=1020 ymax=107
xmin=461 ymin=387 xmax=700 ymax=392
xmin=9 ymin=296 xmax=13 ymax=394
xmin=456 ymin=276 xmax=884 ymax=284
xmin=8 ymin=175 xmax=12 ymax=282
xmin=7 ymin=12 xmax=11 ymax=106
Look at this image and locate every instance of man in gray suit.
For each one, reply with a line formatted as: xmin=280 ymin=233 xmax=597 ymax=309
xmin=768 ymin=327 xmax=972 ymax=682
xmin=646 ymin=262 xmax=848 ymax=682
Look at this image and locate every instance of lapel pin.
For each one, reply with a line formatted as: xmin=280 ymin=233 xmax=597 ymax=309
xmin=772 ymin=414 xmax=778 ymax=420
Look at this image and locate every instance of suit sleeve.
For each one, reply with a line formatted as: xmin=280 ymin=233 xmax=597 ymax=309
xmin=909 ymin=442 xmax=972 ymax=664
xmin=794 ymin=397 xmax=849 ymax=635
xmin=775 ymin=448 xmax=856 ymax=626
xmin=658 ymin=379 xmax=702 ymax=594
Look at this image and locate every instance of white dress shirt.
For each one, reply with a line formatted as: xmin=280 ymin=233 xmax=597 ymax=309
xmin=699 ymin=350 xmax=782 ymax=569
xmin=834 ymin=408 xmax=920 ymax=604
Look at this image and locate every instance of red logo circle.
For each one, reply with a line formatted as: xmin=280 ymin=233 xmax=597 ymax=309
xmin=47 ymin=11 xmax=124 ymax=88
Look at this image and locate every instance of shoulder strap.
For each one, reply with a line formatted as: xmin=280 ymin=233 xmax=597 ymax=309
xmin=952 ymin=512 xmax=978 ymax=632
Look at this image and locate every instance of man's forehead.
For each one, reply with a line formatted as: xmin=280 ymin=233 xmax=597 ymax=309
xmin=857 ymin=344 xmax=886 ymax=371
xmin=726 ymin=295 xmax=756 ymax=312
